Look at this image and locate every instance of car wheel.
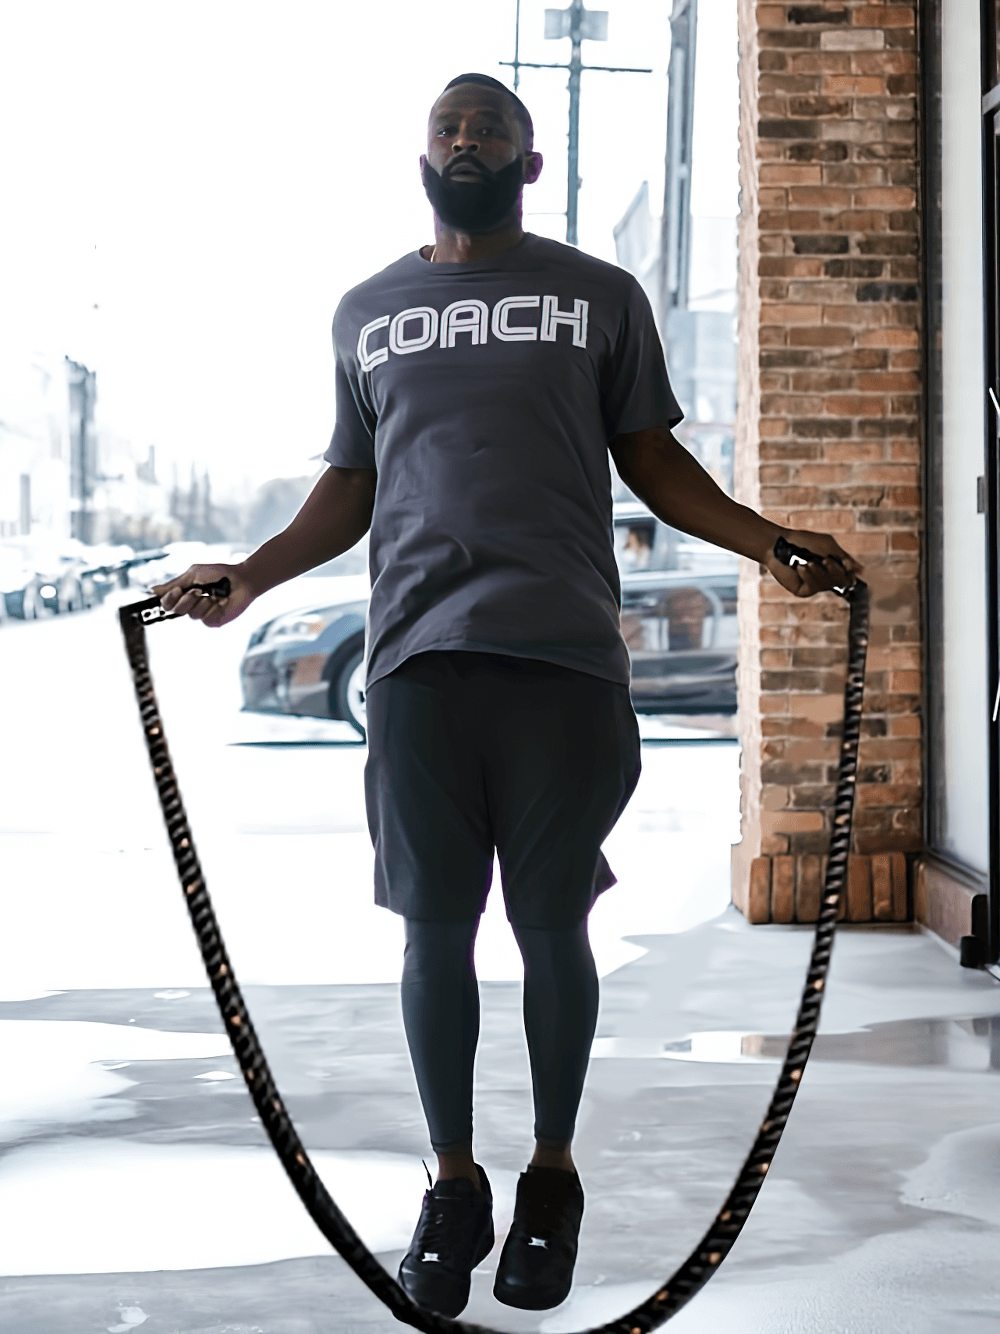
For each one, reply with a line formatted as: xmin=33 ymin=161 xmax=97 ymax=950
xmin=334 ymin=647 xmax=367 ymax=739
xmin=9 ymin=586 xmax=37 ymax=619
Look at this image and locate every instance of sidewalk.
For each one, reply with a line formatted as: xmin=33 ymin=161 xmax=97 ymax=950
xmin=2 ymin=911 xmax=997 ymax=1333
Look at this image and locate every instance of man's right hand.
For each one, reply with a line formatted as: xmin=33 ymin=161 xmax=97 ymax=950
xmin=152 ymin=563 xmax=257 ymax=628
xmin=149 ymin=468 xmax=375 ymax=629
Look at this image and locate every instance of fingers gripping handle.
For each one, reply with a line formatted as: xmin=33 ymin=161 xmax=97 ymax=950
xmin=773 ymin=535 xmax=860 ymax=600
xmin=120 ymin=577 xmax=232 ymax=629
xmin=773 ymin=535 xmax=823 ymax=567
xmin=191 ymin=577 xmax=232 ymax=600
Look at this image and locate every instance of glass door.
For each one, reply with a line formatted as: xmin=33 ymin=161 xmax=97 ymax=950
xmin=987 ymin=104 xmax=1000 ymax=963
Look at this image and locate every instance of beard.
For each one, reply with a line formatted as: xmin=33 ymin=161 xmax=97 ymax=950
xmin=421 ymin=156 xmax=524 ymax=232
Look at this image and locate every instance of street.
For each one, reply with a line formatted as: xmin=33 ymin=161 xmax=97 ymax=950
xmin=2 ymin=590 xmax=1000 ymax=1333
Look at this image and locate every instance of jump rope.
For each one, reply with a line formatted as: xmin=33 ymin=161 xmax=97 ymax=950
xmin=119 ymin=536 xmax=867 ymax=1333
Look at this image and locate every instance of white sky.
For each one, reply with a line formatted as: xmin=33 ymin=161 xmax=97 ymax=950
xmin=0 ymin=0 xmax=738 ymax=490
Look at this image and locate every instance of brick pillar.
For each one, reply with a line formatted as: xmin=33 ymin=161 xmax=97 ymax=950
xmin=732 ymin=0 xmax=923 ymax=922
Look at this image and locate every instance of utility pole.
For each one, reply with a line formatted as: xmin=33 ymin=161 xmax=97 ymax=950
xmin=563 ymin=2 xmax=586 ymax=247
xmin=662 ymin=0 xmax=697 ymax=318
xmin=502 ymin=2 xmax=651 ymax=246
xmin=66 ymin=357 xmax=97 ymax=544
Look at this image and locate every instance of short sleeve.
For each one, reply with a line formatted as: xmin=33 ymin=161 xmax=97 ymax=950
xmin=601 ymin=278 xmax=683 ymax=439
xmin=324 ymin=302 xmax=378 ymax=470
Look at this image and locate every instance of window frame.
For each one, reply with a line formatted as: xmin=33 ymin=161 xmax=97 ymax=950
xmin=919 ymin=0 xmax=998 ymax=961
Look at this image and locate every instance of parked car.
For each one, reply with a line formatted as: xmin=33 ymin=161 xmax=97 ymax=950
xmin=1 ymin=538 xmax=110 ymax=615
xmin=0 ymin=544 xmax=44 ymax=619
xmin=614 ymin=502 xmax=738 ymax=714
xmin=0 ymin=539 xmax=166 ymax=620
xmin=620 ymin=569 xmax=738 ymax=714
xmin=240 ymin=600 xmax=368 ymax=734
xmin=239 ymin=505 xmax=739 ymax=736
xmin=83 ymin=545 xmax=168 ymax=595
xmin=35 ymin=541 xmax=106 ymax=613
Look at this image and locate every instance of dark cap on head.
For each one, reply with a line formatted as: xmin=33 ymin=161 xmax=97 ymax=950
xmin=439 ymin=72 xmax=534 ymax=150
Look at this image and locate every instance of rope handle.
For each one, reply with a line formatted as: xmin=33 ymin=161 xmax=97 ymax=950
xmin=120 ymin=577 xmax=232 ymax=629
xmin=773 ymin=535 xmax=860 ymax=600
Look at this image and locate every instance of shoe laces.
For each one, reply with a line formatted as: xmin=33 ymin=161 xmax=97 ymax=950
xmin=418 ymin=1200 xmax=455 ymax=1253
xmin=416 ymin=1173 xmax=483 ymax=1255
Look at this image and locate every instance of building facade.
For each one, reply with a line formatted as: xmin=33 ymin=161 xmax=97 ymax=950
xmin=0 ymin=353 xmax=73 ymax=541
xmin=731 ymin=0 xmax=999 ymax=970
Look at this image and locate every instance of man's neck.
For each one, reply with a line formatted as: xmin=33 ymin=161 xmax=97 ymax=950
xmin=428 ymin=216 xmax=524 ymax=263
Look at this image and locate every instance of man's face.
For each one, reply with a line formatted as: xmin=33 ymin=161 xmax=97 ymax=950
xmin=422 ymin=84 xmax=543 ymax=199
xmin=426 ymin=85 xmax=522 ymax=176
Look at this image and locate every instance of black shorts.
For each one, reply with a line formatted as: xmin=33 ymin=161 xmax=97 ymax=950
xmin=363 ymin=651 xmax=641 ymax=928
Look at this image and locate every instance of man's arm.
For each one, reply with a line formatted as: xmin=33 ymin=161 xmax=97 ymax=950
xmin=154 ymin=465 xmax=377 ymax=627
xmin=610 ymin=426 xmax=861 ymax=597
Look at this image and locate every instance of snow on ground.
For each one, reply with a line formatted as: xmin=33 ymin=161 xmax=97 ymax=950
xmin=0 ymin=1139 xmax=499 ymax=1273
xmin=0 ymin=593 xmax=739 ymax=997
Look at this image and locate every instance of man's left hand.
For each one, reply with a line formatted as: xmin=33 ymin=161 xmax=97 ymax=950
xmin=764 ymin=529 xmax=863 ymax=598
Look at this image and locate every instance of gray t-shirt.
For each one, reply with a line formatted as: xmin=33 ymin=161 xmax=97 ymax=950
xmin=325 ymin=233 xmax=682 ymax=688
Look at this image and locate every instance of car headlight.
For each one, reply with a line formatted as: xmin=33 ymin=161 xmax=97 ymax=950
xmin=39 ymin=585 xmax=57 ymax=598
xmin=262 ymin=611 xmax=331 ymax=643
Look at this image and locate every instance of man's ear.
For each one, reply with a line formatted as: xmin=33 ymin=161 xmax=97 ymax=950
xmin=523 ymin=151 xmax=544 ymax=185
xmin=419 ymin=153 xmax=428 ymax=171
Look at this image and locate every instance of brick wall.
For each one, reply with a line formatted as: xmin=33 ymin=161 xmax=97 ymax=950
xmin=732 ymin=0 xmax=923 ymax=922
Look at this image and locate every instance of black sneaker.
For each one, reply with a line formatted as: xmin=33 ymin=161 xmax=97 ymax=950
xmin=493 ymin=1165 xmax=584 ymax=1310
xmin=397 ymin=1166 xmax=495 ymax=1318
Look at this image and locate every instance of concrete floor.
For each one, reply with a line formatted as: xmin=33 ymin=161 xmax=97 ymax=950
xmin=2 ymin=593 xmax=999 ymax=1333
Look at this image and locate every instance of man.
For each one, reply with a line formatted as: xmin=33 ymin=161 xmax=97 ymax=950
xmin=156 ymin=73 xmax=859 ymax=1319
xmin=621 ymin=524 xmax=654 ymax=570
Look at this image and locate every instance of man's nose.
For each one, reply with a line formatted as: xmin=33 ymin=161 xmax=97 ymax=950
xmin=452 ymin=133 xmax=479 ymax=153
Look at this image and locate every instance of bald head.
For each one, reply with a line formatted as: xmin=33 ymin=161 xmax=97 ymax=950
xmin=437 ymin=73 xmax=534 ymax=151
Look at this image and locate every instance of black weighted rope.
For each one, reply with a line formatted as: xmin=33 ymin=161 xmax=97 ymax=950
xmin=119 ymin=538 xmax=868 ymax=1333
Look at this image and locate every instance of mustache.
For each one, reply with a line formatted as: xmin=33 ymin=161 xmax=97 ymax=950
xmin=441 ymin=156 xmax=495 ymax=183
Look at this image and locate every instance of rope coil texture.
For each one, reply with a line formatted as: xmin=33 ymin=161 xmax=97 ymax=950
xmin=119 ymin=564 xmax=868 ymax=1333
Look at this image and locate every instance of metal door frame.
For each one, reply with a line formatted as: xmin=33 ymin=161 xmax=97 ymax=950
xmin=984 ymin=89 xmax=1000 ymax=964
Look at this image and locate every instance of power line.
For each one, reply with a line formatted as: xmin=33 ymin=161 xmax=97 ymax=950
xmin=501 ymin=1 xmax=651 ymax=245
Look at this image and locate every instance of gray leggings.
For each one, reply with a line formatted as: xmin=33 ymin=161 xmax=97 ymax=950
xmin=401 ymin=917 xmax=600 ymax=1152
